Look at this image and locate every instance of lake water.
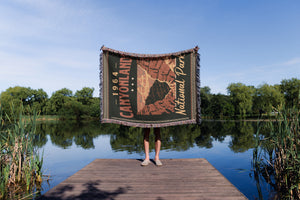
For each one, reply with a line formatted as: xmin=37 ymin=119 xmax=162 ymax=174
xmin=35 ymin=120 xmax=276 ymax=199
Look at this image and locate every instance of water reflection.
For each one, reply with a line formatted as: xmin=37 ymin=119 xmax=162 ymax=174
xmin=34 ymin=121 xmax=113 ymax=149
xmin=230 ymin=121 xmax=256 ymax=153
xmin=34 ymin=120 xmax=259 ymax=153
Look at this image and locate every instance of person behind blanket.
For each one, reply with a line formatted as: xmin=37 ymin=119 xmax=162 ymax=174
xmin=141 ymin=128 xmax=162 ymax=166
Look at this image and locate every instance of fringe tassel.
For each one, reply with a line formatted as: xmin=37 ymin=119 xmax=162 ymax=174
xmin=101 ymin=119 xmax=197 ymax=128
xmin=196 ymin=52 xmax=202 ymax=125
xmin=101 ymin=46 xmax=198 ymax=58
xmin=99 ymin=49 xmax=104 ymax=123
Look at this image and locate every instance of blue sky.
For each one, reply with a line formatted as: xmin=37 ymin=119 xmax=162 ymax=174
xmin=0 ymin=0 xmax=299 ymax=97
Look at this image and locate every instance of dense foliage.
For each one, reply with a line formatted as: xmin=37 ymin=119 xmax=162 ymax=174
xmin=0 ymin=105 xmax=43 ymax=199
xmin=201 ymin=78 xmax=299 ymax=119
xmin=0 ymin=87 xmax=100 ymax=121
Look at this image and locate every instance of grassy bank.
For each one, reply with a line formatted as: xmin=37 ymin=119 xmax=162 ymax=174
xmin=25 ymin=115 xmax=100 ymax=122
xmin=253 ymin=107 xmax=300 ymax=199
xmin=0 ymin=105 xmax=44 ymax=199
xmin=35 ymin=115 xmax=59 ymax=121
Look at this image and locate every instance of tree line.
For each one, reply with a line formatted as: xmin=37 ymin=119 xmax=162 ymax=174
xmin=0 ymin=87 xmax=100 ymax=121
xmin=0 ymin=77 xmax=299 ymax=120
xmin=202 ymin=77 xmax=300 ymax=119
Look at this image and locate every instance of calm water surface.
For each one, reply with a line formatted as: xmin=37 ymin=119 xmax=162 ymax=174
xmin=35 ymin=120 xmax=275 ymax=199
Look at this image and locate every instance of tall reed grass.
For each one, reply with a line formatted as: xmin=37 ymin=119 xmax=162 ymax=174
xmin=253 ymin=107 xmax=300 ymax=199
xmin=0 ymin=104 xmax=44 ymax=200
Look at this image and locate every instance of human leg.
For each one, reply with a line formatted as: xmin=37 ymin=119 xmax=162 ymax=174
xmin=143 ymin=128 xmax=150 ymax=161
xmin=154 ymin=128 xmax=161 ymax=162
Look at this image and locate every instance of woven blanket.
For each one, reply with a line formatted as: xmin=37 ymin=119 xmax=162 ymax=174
xmin=99 ymin=46 xmax=201 ymax=127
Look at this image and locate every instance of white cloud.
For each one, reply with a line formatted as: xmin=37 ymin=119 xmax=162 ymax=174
xmin=0 ymin=47 xmax=99 ymax=94
xmin=0 ymin=1 xmax=104 ymax=95
xmin=282 ymin=57 xmax=300 ymax=66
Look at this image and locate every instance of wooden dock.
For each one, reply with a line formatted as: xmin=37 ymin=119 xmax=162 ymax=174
xmin=41 ymin=159 xmax=247 ymax=200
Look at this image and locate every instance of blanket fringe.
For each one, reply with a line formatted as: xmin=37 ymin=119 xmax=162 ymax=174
xmin=99 ymin=49 xmax=104 ymax=123
xmin=101 ymin=46 xmax=199 ymax=58
xmin=196 ymin=52 xmax=201 ymax=125
xmin=101 ymin=119 xmax=197 ymax=128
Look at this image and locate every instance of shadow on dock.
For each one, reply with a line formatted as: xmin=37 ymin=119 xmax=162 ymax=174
xmin=39 ymin=159 xmax=247 ymax=200
xmin=39 ymin=180 xmax=131 ymax=200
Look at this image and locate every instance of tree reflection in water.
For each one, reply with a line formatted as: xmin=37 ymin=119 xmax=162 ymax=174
xmin=34 ymin=120 xmax=259 ymax=153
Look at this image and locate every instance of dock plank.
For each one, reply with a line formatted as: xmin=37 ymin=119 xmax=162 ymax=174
xmin=41 ymin=159 xmax=247 ymax=200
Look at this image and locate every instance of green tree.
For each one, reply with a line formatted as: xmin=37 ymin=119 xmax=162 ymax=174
xmin=87 ymin=98 xmax=100 ymax=118
xmin=209 ymin=94 xmax=234 ymax=119
xmin=200 ymin=86 xmax=212 ymax=116
xmin=227 ymin=83 xmax=255 ymax=118
xmin=280 ymin=78 xmax=300 ymax=108
xmin=59 ymin=99 xmax=86 ymax=121
xmin=253 ymin=84 xmax=284 ymax=116
xmin=75 ymin=87 xmax=94 ymax=105
xmin=46 ymin=88 xmax=73 ymax=114
xmin=0 ymin=86 xmax=48 ymax=117
xmin=31 ymin=89 xmax=48 ymax=114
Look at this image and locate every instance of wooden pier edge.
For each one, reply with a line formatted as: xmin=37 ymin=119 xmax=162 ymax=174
xmin=41 ymin=158 xmax=248 ymax=200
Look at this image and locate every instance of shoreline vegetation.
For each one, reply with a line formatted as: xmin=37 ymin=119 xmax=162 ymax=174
xmin=34 ymin=115 xmax=59 ymax=121
xmin=253 ymin=107 xmax=300 ymax=199
xmin=0 ymin=105 xmax=45 ymax=200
